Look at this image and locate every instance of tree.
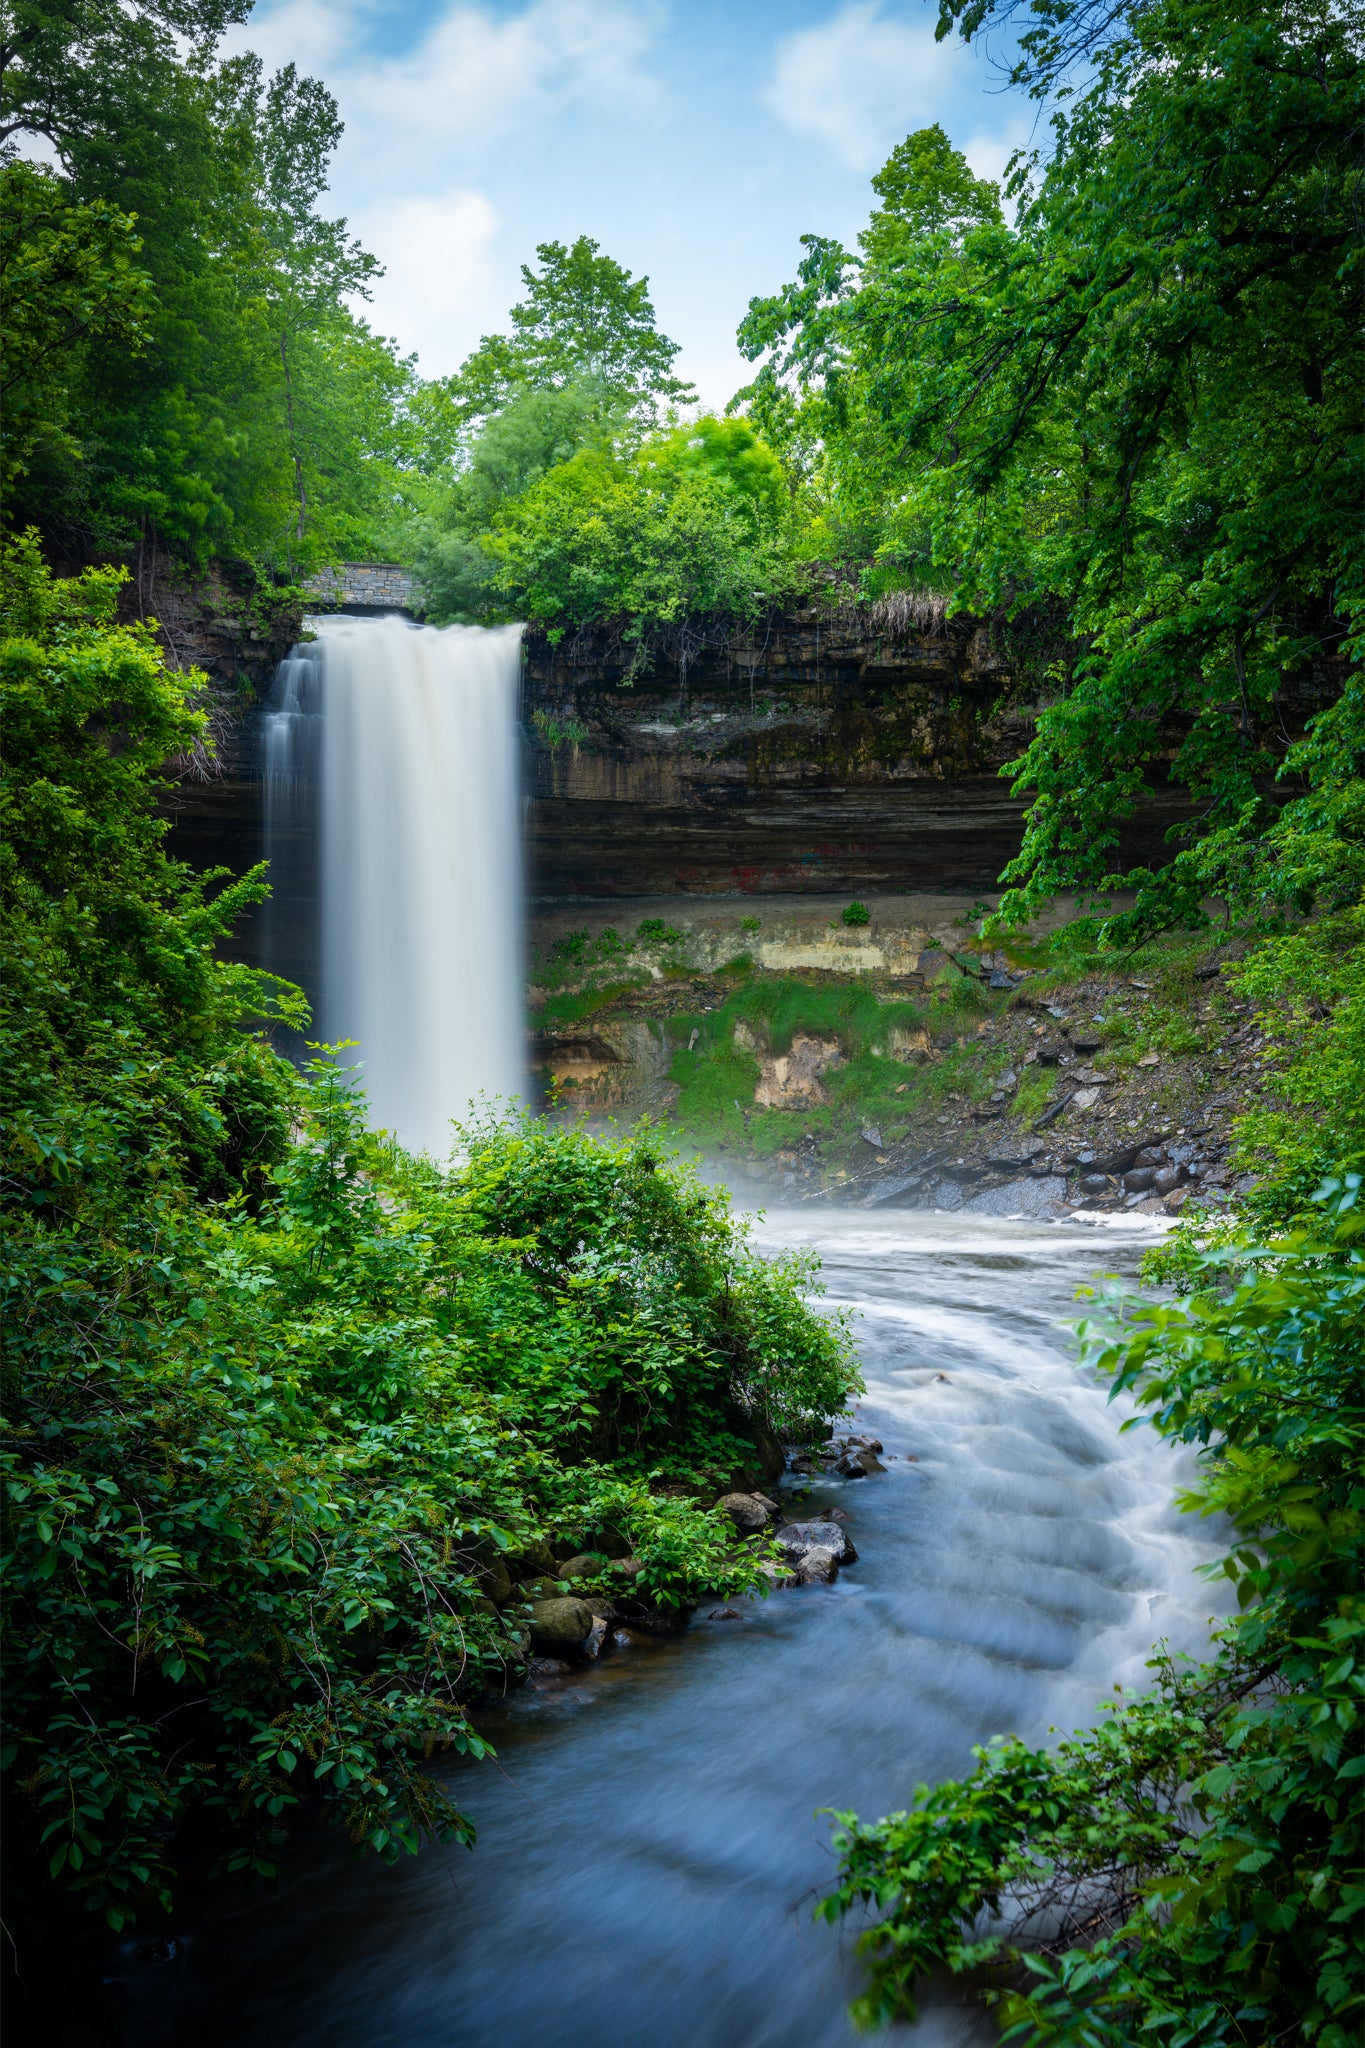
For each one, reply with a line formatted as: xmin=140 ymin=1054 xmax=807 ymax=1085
xmin=212 ymin=54 xmax=379 ymax=549
xmin=0 ymin=0 xmax=250 ymax=166
xmin=738 ymin=0 xmax=1362 ymax=934
xmin=448 ymin=234 xmax=693 ymax=430
xmin=0 ymin=159 xmax=151 ymax=496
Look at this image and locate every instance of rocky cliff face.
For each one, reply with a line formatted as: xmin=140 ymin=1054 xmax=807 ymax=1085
xmin=119 ymin=537 xmax=303 ymax=692
xmin=521 ymin=603 xmax=1189 ymax=900
xmin=138 ymin=543 xmax=302 ymax=955
xmin=165 ymin=595 xmax=1203 ymax=924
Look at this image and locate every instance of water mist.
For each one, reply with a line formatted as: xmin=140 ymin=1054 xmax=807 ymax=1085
xmin=262 ymin=614 xmax=525 ymax=1157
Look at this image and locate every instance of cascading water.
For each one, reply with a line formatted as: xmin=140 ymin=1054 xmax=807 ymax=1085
xmin=114 ymin=1212 xmax=1227 ymax=2048
xmin=261 ymin=614 xmax=525 ymax=1156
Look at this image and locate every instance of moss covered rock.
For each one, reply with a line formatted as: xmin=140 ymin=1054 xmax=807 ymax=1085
xmin=528 ymin=1596 xmax=594 ymax=1652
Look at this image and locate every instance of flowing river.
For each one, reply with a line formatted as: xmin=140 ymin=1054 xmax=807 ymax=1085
xmin=114 ymin=1209 xmax=1223 ymax=2048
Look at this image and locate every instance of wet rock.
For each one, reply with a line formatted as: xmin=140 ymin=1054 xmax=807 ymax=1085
xmin=757 ymin=1559 xmax=800 ymax=1588
xmin=1122 ymin=1167 xmax=1157 ymax=1192
xmin=608 ymin=1556 xmax=646 ymax=1583
xmin=715 ymin=1492 xmax=777 ymax=1533
xmin=836 ymin=1448 xmax=885 ymax=1477
xmin=985 ymin=1143 xmax=1044 ymax=1170
xmin=583 ymin=1616 xmax=610 ymax=1659
xmin=860 ymin=1125 xmax=885 ymax=1151
xmin=797 ymin=1550 xmax=839 ymax=1583
xmin=1152 ymin=1164 xmax=1187 ymax=1194
xmin=528 ymin=1656 xmax=571 ymax=1677
xmin=962 ymin=1176 xmax=1067 ymax=1218
xmin=774 ymin=1522 xmax=858 ymax=1574
xmin=845 ymin=1435 xmax=883 ymax=1453
xmin=1078 ymin=1173 xmax=1110 ymax=1196
xmin=528 ymin=1596 xmax=594 ymax=1653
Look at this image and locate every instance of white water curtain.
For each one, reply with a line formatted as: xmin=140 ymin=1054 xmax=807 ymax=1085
xmin=265 ymin=614 xmax=525 ymax=1157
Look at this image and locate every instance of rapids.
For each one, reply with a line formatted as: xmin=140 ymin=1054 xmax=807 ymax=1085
xmin=113 ymin=1210 xmax=1224 ymax=2048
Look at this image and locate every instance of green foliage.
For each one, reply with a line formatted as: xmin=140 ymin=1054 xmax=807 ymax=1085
xmin=2 ymin=8 xmax=450 ymax=570
xmin=0 ymin=550 xmax=857 ymax=1935
xmin=0 ymin=160 xmax=153 ymax=493
xmin=421 ymin=414 xmax=807 ymax=641
xmin=842 ymin=901 xmax=871 ymax=928
xmin=408 ymin=231 xmax=807 ymax=638
xmin=1224 ymin=909 xmax=1365 ymax=1220
xmin=821 ymin=1184 xmax=1365 ymax=2042
xmin=445 ymin=235 xmax=694 ymax=431
xmin=738 ymin=0 xmax=1361 ymax=929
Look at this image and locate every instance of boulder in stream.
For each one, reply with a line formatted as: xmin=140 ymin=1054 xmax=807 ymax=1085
xmin=774 ymin=1521 xmax=858 ymax=1581
xmin=835 ymin=1448 xmax=885 ymax=1476
xmin=555 ymin=1552 xmax=611 ymax=1582
xmin=528 ymin=1597 xmax=594 ymax=1652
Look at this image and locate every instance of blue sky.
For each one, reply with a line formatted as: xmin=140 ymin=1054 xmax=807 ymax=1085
xmin=227 ymin=0 xmax=1036 ymax=407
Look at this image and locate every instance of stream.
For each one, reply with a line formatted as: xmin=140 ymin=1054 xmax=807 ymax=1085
xmin=113 ymin=1211 xmax=1223 ymax=2047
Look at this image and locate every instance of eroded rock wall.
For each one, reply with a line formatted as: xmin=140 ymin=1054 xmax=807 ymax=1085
xmin=522 ymin=606 xmax=1189 ymax=899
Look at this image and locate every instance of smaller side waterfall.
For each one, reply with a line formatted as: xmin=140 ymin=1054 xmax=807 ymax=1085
xmin=261 ymin=615 xmax=525 ymax=1157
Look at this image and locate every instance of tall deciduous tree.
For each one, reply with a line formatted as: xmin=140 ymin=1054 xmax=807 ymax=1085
xmin=449 ymin=235 xmax=693 ymax=430
xmin=739 ymin=0 xmax=1362 ymax=933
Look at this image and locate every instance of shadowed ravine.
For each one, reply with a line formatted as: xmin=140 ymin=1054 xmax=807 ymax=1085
xmin=113 ymin=1211 xmax=1224 ymax=2048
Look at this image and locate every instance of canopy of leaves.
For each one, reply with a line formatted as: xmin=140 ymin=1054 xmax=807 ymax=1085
xmin=447 ymin=235 xmax=694 ymax=432
xmin=416 ymin=411 xmax=808 ymax=646
xmin=1 ymin=10 xmax=450 ymax=573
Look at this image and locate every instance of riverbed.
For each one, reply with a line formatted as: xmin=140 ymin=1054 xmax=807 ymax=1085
xmin=113 ymin=1212 xmax=1224 ymax=2047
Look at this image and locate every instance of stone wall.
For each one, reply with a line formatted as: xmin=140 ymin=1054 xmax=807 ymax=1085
xmin=305 ymin=563 xmax=417 ymax=612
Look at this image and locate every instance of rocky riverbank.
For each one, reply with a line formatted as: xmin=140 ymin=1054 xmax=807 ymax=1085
xmin=518 ymin=1455 xmax=886 ymax=1688
xmin=528 ymin=895 xmax=1273 ymax=1221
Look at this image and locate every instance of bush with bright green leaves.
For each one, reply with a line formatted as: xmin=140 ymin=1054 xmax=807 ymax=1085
xmin=418 ymin=409 xmax=808 ymax=648
xmin=822 ymin=1183 xmax=1364 ymax=2044
xmin=0 ymin=541 xmax=858 ymax=1939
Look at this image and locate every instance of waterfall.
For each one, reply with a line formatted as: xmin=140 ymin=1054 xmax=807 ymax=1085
xmin=261 ymin=614 xmax=525 ymax=1157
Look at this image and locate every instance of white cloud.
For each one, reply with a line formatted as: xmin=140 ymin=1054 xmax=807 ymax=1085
xmin=223 ymin=0 xmax=360 ymax=75
xmin=233 ymin=0 xmax=660 ymax=177
xmin=226 ymin=0 xmax=663 ymax=364
xmin=764 ymin=1 xmax=977 ymax=172
xmin=350 ymin=189 xmax=500 ymax=375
